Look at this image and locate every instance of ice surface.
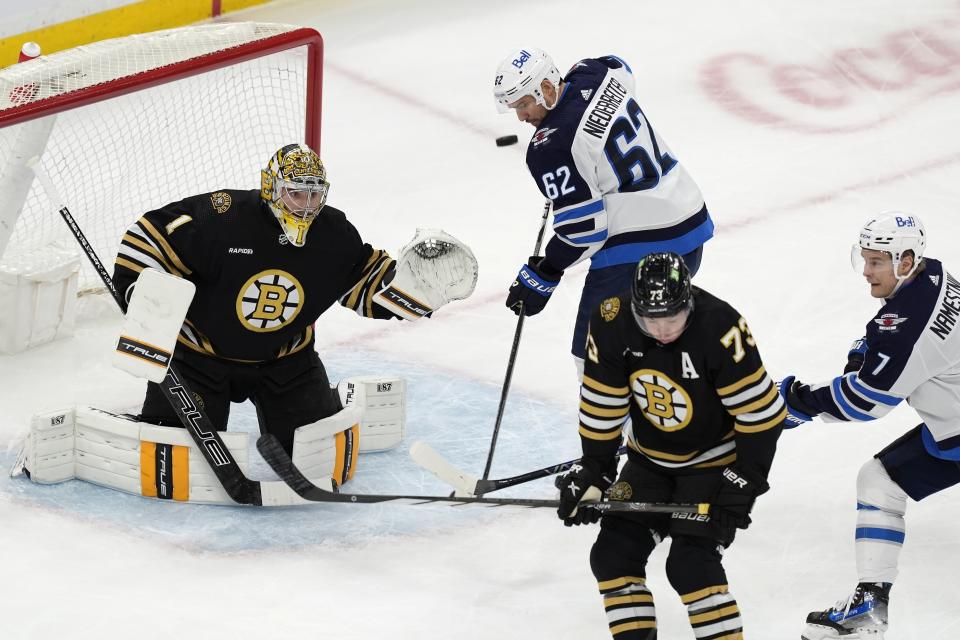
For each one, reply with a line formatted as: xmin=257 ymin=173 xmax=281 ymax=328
xmin=2 ymin=1 xmax=960 ymax=638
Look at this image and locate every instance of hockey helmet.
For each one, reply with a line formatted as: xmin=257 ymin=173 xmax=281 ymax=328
xmin=631 ymin=252 xmax=693 ymax=317
xmin=493 ymin=48 xmax=562 ymax=113
xmin=261 ymin=143 xmax=330 ymax=247
xmin=851 ymin=212 xmax=926 ymax=284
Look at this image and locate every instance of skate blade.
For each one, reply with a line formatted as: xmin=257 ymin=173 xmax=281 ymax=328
xmin=801 ymin=625 xmax=885 ymax=640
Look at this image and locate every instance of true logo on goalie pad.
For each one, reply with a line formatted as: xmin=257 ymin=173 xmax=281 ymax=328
xmin=140 ymin=441 xmax=189 ymax=501
xmin=116 ymin=336 xmax=171 ymax=368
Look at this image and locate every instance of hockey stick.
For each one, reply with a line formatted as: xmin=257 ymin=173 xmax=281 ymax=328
xmin=480 ymin=200 xmax=552 ymax=489
xmin=259 ymin=433 xmax=706 ymax=514
xmin=31 ymin=162 xmax=262 ymax=506
xmin=411 ymin=441 xmax=629 ymax=496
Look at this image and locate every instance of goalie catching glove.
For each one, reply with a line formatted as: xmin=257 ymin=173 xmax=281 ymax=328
xmin=373 ymin=228 xmax=478 ymax=320
xmin=556 ymin=457 xmax=616 ymax=526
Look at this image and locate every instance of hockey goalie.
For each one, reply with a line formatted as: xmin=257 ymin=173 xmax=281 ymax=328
xmin=11 ymin=143 xmax=478 ymax=505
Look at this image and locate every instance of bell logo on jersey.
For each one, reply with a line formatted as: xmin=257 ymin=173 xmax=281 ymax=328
xmin=236 ymin=269 xmax=304 ymax=332
xmin=630 ymin=369 xmax=693 ymax=432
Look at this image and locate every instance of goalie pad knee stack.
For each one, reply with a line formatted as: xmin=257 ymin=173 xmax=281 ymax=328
xmin=291 ymin=404 xmax=362 ymax=488
xmin=338 ymin=376 xmax=406 ymax=452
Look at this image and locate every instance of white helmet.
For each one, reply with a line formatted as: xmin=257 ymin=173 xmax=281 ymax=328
xmin=493 ymin=48 xmax=561 ymax=113
xmin=851 ymin=212 xmax=926 ymax=286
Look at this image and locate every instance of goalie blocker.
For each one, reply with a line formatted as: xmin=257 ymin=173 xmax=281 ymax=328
xmin=10 ymin=376 xmax=405 ymax=505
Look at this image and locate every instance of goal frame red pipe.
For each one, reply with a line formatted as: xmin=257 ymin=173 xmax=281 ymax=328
xmin=0 ymin=27 xmax=324 ymax=152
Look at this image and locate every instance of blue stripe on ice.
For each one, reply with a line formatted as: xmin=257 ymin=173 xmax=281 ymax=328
xmin=0 ymin=348 xmax=580 ymax=553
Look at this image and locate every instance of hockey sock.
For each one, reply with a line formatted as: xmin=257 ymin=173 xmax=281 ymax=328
xmin=597 ymin=576 xmax=656 ymax=638
xmin=855 ymin=458 xmax=908 ymax=583
xmin=682 ymin=588 xmax=743 ymax=639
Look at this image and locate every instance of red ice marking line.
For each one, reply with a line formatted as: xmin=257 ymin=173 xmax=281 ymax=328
xmin=326 ymin=59 xmax=504 ymax=140
xmin=699 ymin=17 xmax=960 ymax=134
xmin=718 ymin=149 xmax=960 ymax=232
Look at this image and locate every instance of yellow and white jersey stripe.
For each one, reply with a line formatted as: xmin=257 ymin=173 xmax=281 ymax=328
xmin=717 ymin=365 xmax=787 ymax=435
xmin=338 ymin=249 xmax=397 ymax=319
xmin=579 ymin=374 xmax=630 ymax=444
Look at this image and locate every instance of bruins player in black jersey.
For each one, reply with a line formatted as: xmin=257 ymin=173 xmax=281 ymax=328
xmin=112 ymin=143 xmax=472 ymax=460
xmin=556 ymin=252 xmax=786 ymax=639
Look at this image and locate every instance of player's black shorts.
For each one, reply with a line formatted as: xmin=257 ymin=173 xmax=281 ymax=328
xmin=140 ymin=345 xmax=341 ymax=454
xmin=607 ymin=451 xmax=735 ymax=546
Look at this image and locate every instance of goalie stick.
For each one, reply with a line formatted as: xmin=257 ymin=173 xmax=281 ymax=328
xmin=410 ymin=441 xmax=629 ymax=496
xmin=257 ymin=433 xmax=708 ymax=515
xmin=31 ymin=162 xmax=263 ymax=506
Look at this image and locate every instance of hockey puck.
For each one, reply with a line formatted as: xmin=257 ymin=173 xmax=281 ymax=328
xmin=495 ymin=134 xmax=519 ymax=147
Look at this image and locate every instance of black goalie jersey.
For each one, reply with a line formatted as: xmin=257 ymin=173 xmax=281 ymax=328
xmin=112 ymin=189 xmax=397 ymax=362
xmin=580 ymin=287 xmax=786 ymax=478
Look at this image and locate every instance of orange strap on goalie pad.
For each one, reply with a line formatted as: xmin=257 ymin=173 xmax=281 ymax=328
xmin=140 ymin=441 xmax=190 ymax=501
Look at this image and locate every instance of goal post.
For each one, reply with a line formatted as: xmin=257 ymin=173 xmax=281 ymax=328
xmin=0 ymin=22 xmax=324 ymax=297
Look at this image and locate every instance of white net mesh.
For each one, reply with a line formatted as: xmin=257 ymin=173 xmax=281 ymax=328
xmin=0 ymin=22 xmax=320 ymax=293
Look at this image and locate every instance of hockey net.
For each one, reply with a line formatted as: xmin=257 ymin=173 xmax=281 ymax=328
xmin=0 ymin=22 xmax=323 ymax=295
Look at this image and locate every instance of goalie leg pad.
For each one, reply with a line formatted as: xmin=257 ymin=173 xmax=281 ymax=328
xmin=10 ymin=407 xmax=77 ymax=483
xmin=14 ymin=405 xmax=250 ymax=505
xmin=338 ymin=376 xmax=405 ymax=452
xmin=291 ymin=404 xmax=362 ymax=486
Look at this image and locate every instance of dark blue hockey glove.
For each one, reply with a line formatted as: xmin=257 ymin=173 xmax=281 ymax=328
xmin=777 ymin=375 xmax=819 ymax=428
xmin=710 ymin=465 xmax=769 ymax=530
xmin=506 ymin=257 xmax=562 ymax=317
xmin=844 ymin=338 xmax=868 ymax=374
xmin=556 ymin=458 xmax=615 ymax=526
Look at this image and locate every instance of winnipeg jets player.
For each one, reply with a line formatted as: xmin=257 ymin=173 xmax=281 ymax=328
xmin=780 ymin=213 xmax=960 ymax=639
xmin=493 ymin=48 xmax=714 ymax=376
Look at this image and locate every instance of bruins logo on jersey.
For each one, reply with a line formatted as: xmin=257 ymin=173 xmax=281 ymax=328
xmin=210 ymin=192 xmax=232 ymax=214
xmin=236 ymin=270 xmax=304 ymax=332
xmin=608 ymin=481 xmax=633 ymax=501
xmin=600 ymin=297 xmax=620 ymax=321
xmin=630 ymin=369 xmax=693 ymax=432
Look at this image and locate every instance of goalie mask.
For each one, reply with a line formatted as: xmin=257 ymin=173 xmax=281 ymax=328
xmin=631 ymin=252 xmax=694 ymax=342
xmin=493 ymin=47 xmax=561 ymax=113
xmin=261 ymin=143 xmax=330 ymax=247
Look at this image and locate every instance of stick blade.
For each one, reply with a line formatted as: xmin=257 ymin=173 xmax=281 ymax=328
xmin=409 ymin=441 xmax=478 ymax=497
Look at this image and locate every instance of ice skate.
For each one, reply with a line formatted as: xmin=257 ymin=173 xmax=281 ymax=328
xmin=800 ymin=582 xmax=890 ymax=640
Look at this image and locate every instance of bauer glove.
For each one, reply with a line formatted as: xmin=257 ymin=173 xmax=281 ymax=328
xmin=777 ymin=375 xmax=819 ymax=428
xmin=506 ymin=257 xmax=562 ymax=317
xmin=844 ymin=338 xmax=868 ymax=374
xmin=710 ymin=465 xmax=769 ymax=530
xmin=556 ymin=458 xmax=615 ymax=526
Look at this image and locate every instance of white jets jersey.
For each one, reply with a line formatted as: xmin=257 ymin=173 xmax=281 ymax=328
xmin=807 ymin=259 xmax=960 ymax=459
xmin=524 ymin=56 xmax=713 ymax=274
